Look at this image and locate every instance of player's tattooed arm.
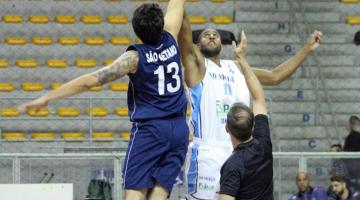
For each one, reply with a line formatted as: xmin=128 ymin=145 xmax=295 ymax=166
xmin=92 ymin=50 xmax=139 ymax=85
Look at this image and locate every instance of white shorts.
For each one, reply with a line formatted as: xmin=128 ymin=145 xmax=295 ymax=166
xmin=185 ymin=141 xmax=233 ymax=200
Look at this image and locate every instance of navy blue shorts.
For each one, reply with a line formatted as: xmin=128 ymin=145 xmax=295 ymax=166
xmin=122 ymin=116 xmax=189 ymax=193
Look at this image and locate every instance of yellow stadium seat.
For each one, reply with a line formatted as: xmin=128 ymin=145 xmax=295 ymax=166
xmin=341 ymin=0 xmax=360 ymax=3
xmin=158 ymin=0 xmax=169 ymax=2
xmin=103 ymin=59 xmax=114 ymax=66
xmin=90 ymin=85 xmax=103 ymax=91
xmin=186 ymin=107 xmax=191 ymax=116
xmin=346 ymin=16 xmax=360 ymax=24
xmin=0 ymin=108 xmax=20 ymax=117
xmin=16 ymin=59 xmax=37 ymax=68
xmin=5 ymin=37 xmax=27 ymax=45
xmin=186 ymin=0 xmax=200 ymax=2
xmin=0 ymin=83 xmax=15 ymax=92
xmin=21 ymin=83 xmax=44 ymax=91
xmin=50 ymin=83 xmax=63 ymax=90
xmin=135 ymin=38 xmax=142 ymax=44
xmin=120 ymin=132 xmax=131 ymax=140
xmin=188 ymin=16 xmax=207 ymax=24
xmin=2 ymin=133 xmax=26 ymax=140
xmin=59 ymin=37 xmax=80 ymax=45
xmin=61 ymin=132 xmax=85 ymax=139
xmin=81 ymin=15 xmax=102 ymax=24
xmin=211 ymin=16 xmax=232 ymax=24
xmin=2 ymin=15 xmax=23 ymax=23
xmin=209 ymin=0 xmax=225 ymax=2
xmin=47 ymin=59 xmax=68 ymax=68
xmin=115 ymin=107 xmax=128 ymax=116
xmin=56 ymin=15 xmax=76 ymax=24
xmin=85 ymin=37 xmax=105 ymax=45
xmin=110 ymin=37 xmax=132 ymax=45
xmin=0 ymin=59 xmax=8 ymax=68
xmin=29 ymin=15 xmax=49 ymax=23
xmin=86 ymin=107 xmax=108 ymax=117
xmin=107 ymin=16 xmax=128 ymax=24
xmin=57 ymin=107 xmax=80 ymax=117
xmin=92 ymin=132 xmax=114 ymax=139
xmin=109 ymin=83 xmax=128 ymax=91
xmin=27 ymin=108 xmax=50 ymax=117
xmin=32 ymin=37 xmax=53 ymax=45
xmin=75 ymin=59 xmax=97 ymax=68
xmin=189 ymin=132 xmax=193 ymax=141
xmin=31 ymin=133 xmax=56 ymax=140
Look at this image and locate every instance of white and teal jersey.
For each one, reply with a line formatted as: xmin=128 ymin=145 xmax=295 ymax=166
xmin=189 ymin=58 xmax=250 ymax=143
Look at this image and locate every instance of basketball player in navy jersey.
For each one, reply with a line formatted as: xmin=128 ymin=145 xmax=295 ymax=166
xmin=18 ymin=1 xmax=188 ymax=199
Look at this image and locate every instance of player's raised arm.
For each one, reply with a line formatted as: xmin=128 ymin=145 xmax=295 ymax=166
xmin=251 ymin=30 xmax=322 ymax=85
xmin=178 ymin=13 xmax=206 ymax=87
xmin=18 ymin=51 xmax=138 ymax=113
xmin=233 ymin=31 xmax=267 ymax=116
xmin=164 ymin=0 xmax=186 ymax=39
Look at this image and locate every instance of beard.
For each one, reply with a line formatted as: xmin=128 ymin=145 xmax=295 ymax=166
xmin=200 ymin=45 xmax=221 ymax=58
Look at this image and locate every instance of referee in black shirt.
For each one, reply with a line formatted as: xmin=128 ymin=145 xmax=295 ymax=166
xmin=218 ymin=31 xmax=273 ymax=200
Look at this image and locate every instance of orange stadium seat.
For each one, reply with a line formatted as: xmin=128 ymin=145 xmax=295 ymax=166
xmin=346 ymin=16 xmax=360 ymax=24
xmin=85 ymin=37 xmax=105 ymax=45
xmin=2 ymin=133 xmax=26 ymax=140
xmin=109 ymin=83 xmax=128 ymax=91
xmin=32 ymin=37 xmax=53 ymax=45
xmin=86 ymin=107 xmax=108 ymax=117
xmin=21 ymin=83 xmax=44 ymax=91
xmin=115 ymin=107 xmax=128 ymax=116
xmin=92 ymin=132 xmax=114 ymax=139
xmin=107 ymin=16 xmax=128 ymax=24
xmin=103 ymin=59 xmax=114 ymax=66
xmin=188 ymin=16 xmax=207 ymax=24
xmin=50 ymin=83 xmax=63 ymax=90
xmin=47 ymin=59 xmax=68 ymax=68
xmin=211 ymin=16 xmax=233 ymax=24
xmin=81 ymin=15 xmax=102 ymax=24
xmin=61 ymin=132 xmax=85 ymax=140
xmin=209 ymin=0 xmax=225 ymax=2
xmin=2 ymin=15 xmax=23 ymax=23
xmin=57 ymin=107 xmax=80 ymax=117
xmin=56 ymin=15 xmax=76 ymax=24
xmin=75 ymin=59 xmax=97 ymax=68
xmin=110 ymin=37 xmax=132 ymax=45
xmin=0 ymin=83 xmax=15 ymax=92
xmin=5 ymin=37 xmax=27 ymax=45
xmin=29 ymin=15 xmax=49 ymax=23
xmin=0 ymin=59 xmax=8 ymax=68
xmin=16 ymin=59 xmax=38 ymax=68
xmin=120 ymin=132 xmax=131 ymax=140
xmin=31 ymin=133 xmax=56 ymax=140
xmin=59 ymin=37 xmax=80 ymax=45
xmin=341 ymin=0 xmax=360 ymax=3
xmin=27 ymin=108 xmax=50 ymax=117
xmin=0 ymin=108 xmax=20 ymax=117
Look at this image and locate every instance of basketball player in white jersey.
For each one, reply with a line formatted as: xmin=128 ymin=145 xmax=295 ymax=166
xmin=178 ymin=14 xmax=322 ymax=200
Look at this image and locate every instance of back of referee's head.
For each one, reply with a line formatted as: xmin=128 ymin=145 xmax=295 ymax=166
xmin=226 ymin=102 xmax=254 ymax=142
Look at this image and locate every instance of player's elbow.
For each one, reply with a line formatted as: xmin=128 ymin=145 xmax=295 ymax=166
xmin=266 ymin=74 xmax=282 ymax=85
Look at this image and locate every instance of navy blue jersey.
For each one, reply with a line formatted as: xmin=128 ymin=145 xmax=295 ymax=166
xmin=126 ymin=31 xmax=187 ymax=121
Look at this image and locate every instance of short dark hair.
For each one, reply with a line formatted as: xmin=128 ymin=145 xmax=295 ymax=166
xmin=330 ymin=144 xmax=342 ymax=151
xmin=349 ymin=115 xmax=360 ymax=132
xmin=132 ymin=3 xmax=164 ymax=44
xmin=331 ymin=175 xmax=347 ymax=183
xmin=226 ymin=102 xmax=254 ymax=141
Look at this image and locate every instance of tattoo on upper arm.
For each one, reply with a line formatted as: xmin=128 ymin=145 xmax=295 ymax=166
xmin=92 ymin=51 xmax=139 ymax=85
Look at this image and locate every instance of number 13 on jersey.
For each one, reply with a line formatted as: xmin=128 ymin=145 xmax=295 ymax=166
xmin=154 ymin=62 xmax=181 ymax=95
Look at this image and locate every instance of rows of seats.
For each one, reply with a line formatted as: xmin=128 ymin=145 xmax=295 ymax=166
xmin=1 ymin=14 xmax=231 ymax=25
xmin=0 ymin=59 xmax=116 ymax=68
xmin=0 ymin=107 xmax=191 ymax=117
xmin=0 ymin=82 xmax=128 ymax=92
xmin=1 ymin=132 xmax=131 ymax=140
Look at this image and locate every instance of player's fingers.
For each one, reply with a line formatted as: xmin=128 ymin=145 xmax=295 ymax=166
xmin=232 ymin=40 xmax=237 ymax=50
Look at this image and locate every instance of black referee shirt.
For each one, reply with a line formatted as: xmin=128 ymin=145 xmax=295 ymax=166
xmin=219 ymin=114 xmax=273 ymax=200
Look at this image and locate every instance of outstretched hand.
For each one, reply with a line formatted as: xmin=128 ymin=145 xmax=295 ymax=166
xmin=306 ymin=30 xmax=322 ymax=52
xmin=232 ymin=30 xmax=247 ymax=61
